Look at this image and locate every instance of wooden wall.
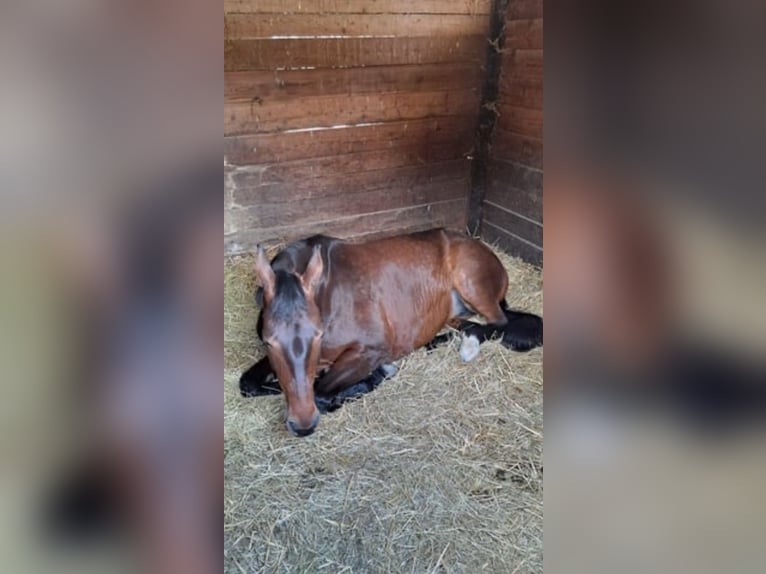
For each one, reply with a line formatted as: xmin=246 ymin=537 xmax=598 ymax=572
xmin=224 ymin=0 xmax=493 ymax=254
xmin=480 ymin=0 xmax=543 ymax=264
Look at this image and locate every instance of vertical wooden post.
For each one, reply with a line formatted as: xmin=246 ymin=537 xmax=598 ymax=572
xmin=466 ymin=0 xmax=509 ymax=235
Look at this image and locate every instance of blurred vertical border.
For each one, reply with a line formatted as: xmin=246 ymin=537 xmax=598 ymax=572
xmin=0 ymin=1 xmax=221 ymax=573
xmin=545 ymin=1 xmax=766 ymax=573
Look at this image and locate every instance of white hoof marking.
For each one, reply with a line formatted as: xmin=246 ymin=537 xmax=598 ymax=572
xmin=380 ymin=363 xmax=399 ymax=378
xmin=459 ymin=334 xmax=481 ymax=363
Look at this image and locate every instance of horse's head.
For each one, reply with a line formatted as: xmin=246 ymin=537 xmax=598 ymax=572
xmin=254 ymin=245 xmax=324 ymax=436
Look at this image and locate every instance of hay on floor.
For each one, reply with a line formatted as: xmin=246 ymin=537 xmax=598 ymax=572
xmin=224 ymin=243 xmax=543 ymax=574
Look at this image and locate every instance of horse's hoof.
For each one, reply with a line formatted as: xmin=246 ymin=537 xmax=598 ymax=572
xmin=239 ymin=373 xmax=280 ymax=397
xmin=459 ymin=334 xmax=481 ymax=362
xmin=380 ymin=363 xmax=399 ymax=378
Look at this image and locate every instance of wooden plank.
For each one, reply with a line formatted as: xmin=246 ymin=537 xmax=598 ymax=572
xmin=225 ymin=36 xmax=486 ymax=71
xmin=225 ymin=116 xmax=476 ymax=165
xmin=232 ymin=178 xmax=468 ymax=229
xmin=490 ymin=129 xmax=542 ymax=169
xmin=485 ymin=180 xmax=542 ymax=223
xmin=480 ymin=222 xmax=542 ymax=265
xmin=496 ymin=103 xmax=543 ymax=138
xmin=499 ymin=83 xmax=542 ymax=109
xmin=229 ymin=140 xmax=471 ymax=188
xmin=225 ymin=13 xmax=489 ymax=38
xmin=225 ymin=199 xmax=466 ymax=254
xmin=501 ymin=49 xmax=542 ymax=75
xmin=488 ymin=158 xmax=542 ymax=194
xmin=506 ymin=0 xmax=543 ymax=21
xmin=224 ymin=0 xmax=493 ymax=15
xmin=233 ymin=160 xmax=469 ymax=206
xmin=499 ymin=50 xmax=543 ymax=95
xmin=499 ymin=71 xmax=543 ymax=97
xmin=224 ymin=63 xmax=483 ymax=101
xmin=225 ymin=89 xmax=481 ymax=135
xmin=482 ymin=203 xmax=542 ymax=246
xmin=503 ymin=19 xmax=542 ymax=50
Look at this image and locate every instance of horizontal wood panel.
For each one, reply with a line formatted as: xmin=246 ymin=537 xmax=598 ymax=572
xmin=225 ymin=13 xmax=489 ymax=38
xmin=490 ymin=129 xmax=542 ymax=169
xmin=499 ymin=50 xmax=542 ymax=98
xmin=225 ymin=0 xmax=492 ymax=15
xmin=503 ymin=19 xmax=543 ymax=50
xmin=507 ymin=0 xmax=543 ymax=21
xmin=225 ymin=200 xmax=466 ymax=254
xmin=496 ymin=103 xmax=543 ymax=138
xmin=482 ymin=203 xmax=542 ymax=246
xmin=479 ymin=2 xmax=543 ymax=267
xmin=233 ymin=178 xmax=468 ymax=228
xmin=485 ymin=181 xmax=542 ymax=223
xmin=225 ymin=63 xmax=483 ymax=101
xmin=499 ymin=83 xmax=543 ymax=109
xmin=225 ymin=89 xmax=480 ymax=135
xmin=501 ymin=49 xmax=542 ymax=77
xmin=229 ymin=140 xmax=470 ymax=188
xmin=488 ymin=158 xmax=542 ymax=196
xmin=225 ymin=36 xmax=486 ymax=70
xmin=233 ymin=160 xmax=469 ymax=206
xmin=500 ymin=71 xmax=543 ymax=93
xmin=225 ymin=116 xmax=476 ymax=165
xmin=480 ymin=222 xmax=542 ymax=265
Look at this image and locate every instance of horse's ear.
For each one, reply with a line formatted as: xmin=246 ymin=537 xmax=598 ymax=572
xmin=254 ymin=245 xmax=276 ymax=303
xmin=301 ymin=245 xmax=323 ymax=296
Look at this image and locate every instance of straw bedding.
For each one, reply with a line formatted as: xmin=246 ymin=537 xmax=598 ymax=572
xmin=224 ymin=242 xmax=543 ymax=574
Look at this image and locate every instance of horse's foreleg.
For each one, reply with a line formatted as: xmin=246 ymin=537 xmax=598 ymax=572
xmin=314 ymin=364 xmax=397 ymax=413
xmin=313 ymin=347 xmax=395 ymax=412
xmin=239 ymin=357 xmax=281 ymax=397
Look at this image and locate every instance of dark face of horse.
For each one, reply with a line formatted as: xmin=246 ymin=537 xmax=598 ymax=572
xmin=255 ymin=246 xmax=324 ymax=436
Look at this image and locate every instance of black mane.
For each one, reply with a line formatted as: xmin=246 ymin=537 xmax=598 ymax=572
xmin=269 ymin=271 xmax=307 ymax=321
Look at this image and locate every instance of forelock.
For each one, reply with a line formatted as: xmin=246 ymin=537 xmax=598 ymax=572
xmin=269 ymin=271 xmax=307 ymax=321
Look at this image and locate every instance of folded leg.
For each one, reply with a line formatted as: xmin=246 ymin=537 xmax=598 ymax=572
xmin=239 ymin=357 xmax=281 ymax=397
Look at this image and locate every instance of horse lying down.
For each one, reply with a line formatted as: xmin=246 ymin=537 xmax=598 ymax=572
xmin=240 ymin=229 xmax=543 ymax=436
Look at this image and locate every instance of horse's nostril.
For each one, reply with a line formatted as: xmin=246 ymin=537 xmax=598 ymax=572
xmin=287 ymin=419 xmax=316 ymax=437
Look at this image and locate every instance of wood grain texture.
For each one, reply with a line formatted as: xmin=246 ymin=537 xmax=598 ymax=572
xmin=222 ymin=1 xmax=506 ymax=257
xmin=485 ymin=182 xmax=542 ymax=224
xmin=480 ymin=8 xmax=543 ymax=265
xmin=482 ymin=203 xmax=542 ymax=246
xmin=496 ymin=104 xmax=543 ymax=139
xmin=224 ymin=0 xmax=492 ymax=15
xmin=225 ymin=199 xmax=466 ymax=254
xmin=232 ymin=178 xmax=468 ymax=229
xmin=225 ymin=13 xmax=489 ymax=38
xmin=225 ymin=36 xmax=486 ymax=70
xmin=480 ymin=222 xmax=542 ymax=265
xmin=232 ymin=160 xmax=469 ymax=206
xmin=225 ymin=116 xmax=476 ymax=165
xmin=225 ymin=89 xmax=481 ymax=135
xmin=500 ymin=49 xmax=542 ymax=79
xmin=225 ymin=63 xmax=483 ymax=101
xmin=488 ymin=159 xmax=542 ymax=197
xmin=228 ymin=140 xmax=471 ymax=189
xmin=499 ymin=83 xmax=542 ymax=109
xmin=506 ymin=0 xmax=543 ymax=21
xmin=490 ymin=129 xmax=542 ymax=169
xmin=502 ymin=19 xmax=542 ymax=50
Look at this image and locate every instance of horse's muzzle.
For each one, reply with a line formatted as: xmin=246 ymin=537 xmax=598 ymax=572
xmin=286 ymin=413 xmax=320 ymax=437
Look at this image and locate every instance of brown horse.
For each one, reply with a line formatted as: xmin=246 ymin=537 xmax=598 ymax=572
xmin=240 ymin=228 xmax=542 ymax=436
